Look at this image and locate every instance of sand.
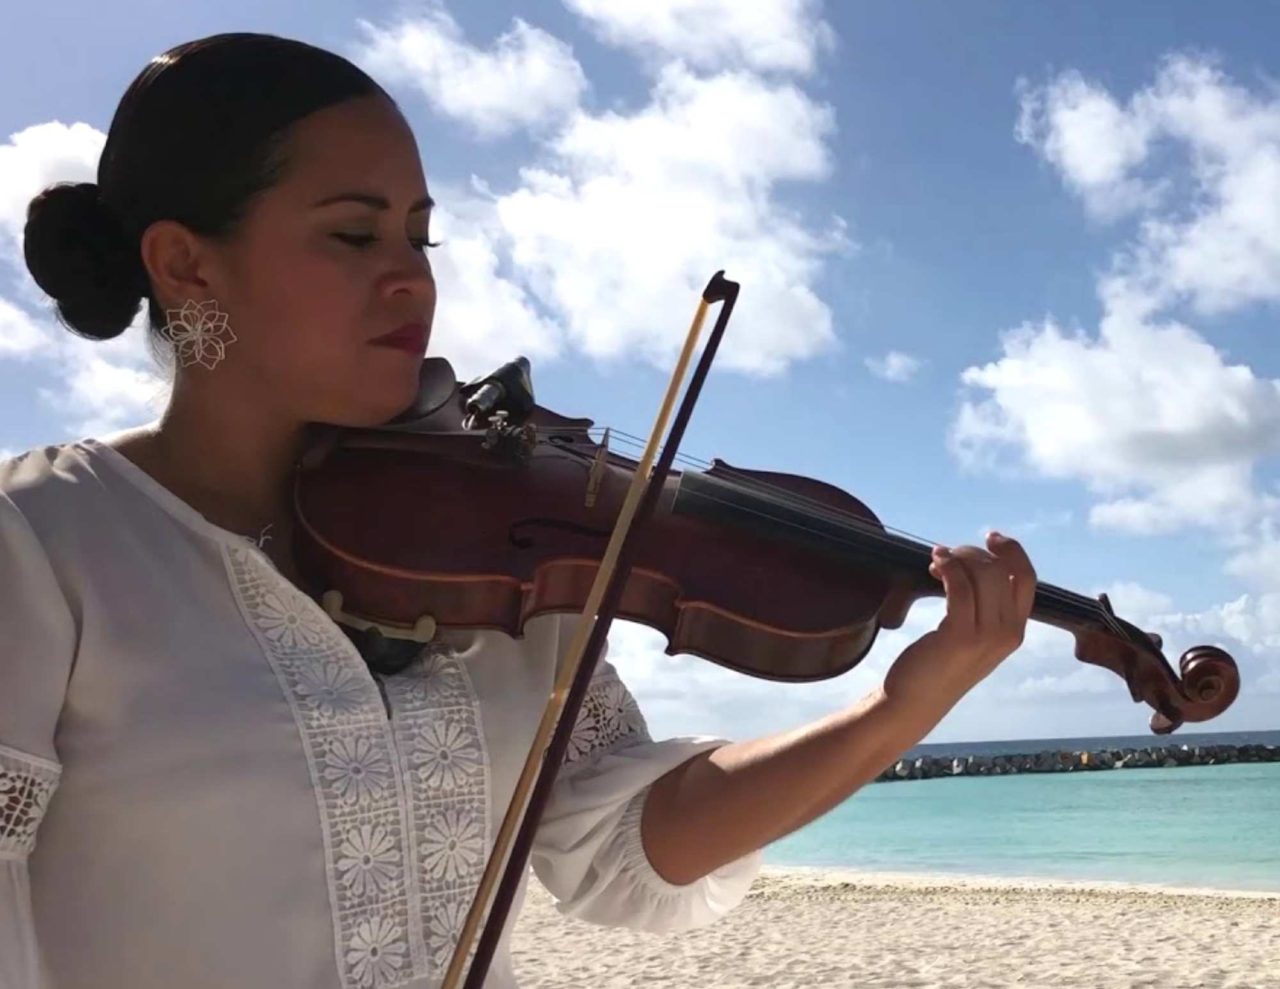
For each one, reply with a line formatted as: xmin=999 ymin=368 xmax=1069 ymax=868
xmin=511 ymin=866 xmax=1280 ymax=988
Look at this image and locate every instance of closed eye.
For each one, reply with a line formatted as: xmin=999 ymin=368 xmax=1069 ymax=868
xmin=332 ymin=233 xmax=438 ymax=253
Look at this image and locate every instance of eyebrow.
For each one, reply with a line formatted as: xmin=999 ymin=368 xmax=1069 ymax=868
xmin=311 ymin=192 xmax=434 ymax=212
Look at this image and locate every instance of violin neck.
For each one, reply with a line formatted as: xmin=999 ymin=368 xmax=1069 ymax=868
xmin=670 ymin=468 xmax=1116 ymax=637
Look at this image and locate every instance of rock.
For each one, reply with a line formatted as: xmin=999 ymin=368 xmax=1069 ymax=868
xmin=870 ymin=739 xmax=1271 ymax=783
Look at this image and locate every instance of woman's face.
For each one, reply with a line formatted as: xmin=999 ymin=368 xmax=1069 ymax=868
xmin=194 ymin=94 xmax=437 ymax=427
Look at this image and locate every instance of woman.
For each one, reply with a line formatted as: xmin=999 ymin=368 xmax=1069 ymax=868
xmin=1 ymin=32 xmax=1036 ymax=989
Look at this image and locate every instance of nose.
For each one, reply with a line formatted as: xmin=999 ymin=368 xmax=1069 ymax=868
xmin=380 ymin=247 xmax=435 ymax=306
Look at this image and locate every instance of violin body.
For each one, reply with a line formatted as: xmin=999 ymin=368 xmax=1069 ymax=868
xmin=292 ymin=355 xmax=1239 ymax=732
xmin=295 ymin=419 xmax=907 ymax=683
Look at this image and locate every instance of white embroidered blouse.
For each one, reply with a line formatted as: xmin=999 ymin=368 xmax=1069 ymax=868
xmin=0 ymin=433 xmax=760 ymax=989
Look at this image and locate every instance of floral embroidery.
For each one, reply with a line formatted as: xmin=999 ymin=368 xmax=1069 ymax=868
xmin=225 ymin=542 xmax=491 ymax=987
xmin=426 ymin=900 xmax=468 ymax=969
xmin=0 ymin=744 xmax=60 ymax=861
xmin=254 ymin=588 xmax=327 ymax=650
xmin=323 ymin=735 xmax=394 ymax=806
xmin=420 ymin=807 xmax=486 ymax=883
xmin=383 ymin=655 xmax=490 ymax=975
xmin=410 ymin=720 xmax=483 ymax=791
xmin=226 ymin=544 xmax=426 ymax=987
xmin=565 ymin=708 xmax=599 ymax=763
xmin=346 ymin=916 xmax=408 ymax=988
xmin=295 ymin=662 xmax=367 ymax=719
xmin=565 ymin=663 xmax=649 ymax=765
xmin=336 ymin=824 xmax=402 ymax=898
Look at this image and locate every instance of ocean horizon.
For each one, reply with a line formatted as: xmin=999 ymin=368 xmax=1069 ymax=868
xmin=765 ymin=729 xmax=1280 ymax=893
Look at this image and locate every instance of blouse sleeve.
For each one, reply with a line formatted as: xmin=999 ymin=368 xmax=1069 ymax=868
xmin=529 ymin=636 xmax=761 ymax=934
xmin=0 ymin=489 xmax=76 ymax=989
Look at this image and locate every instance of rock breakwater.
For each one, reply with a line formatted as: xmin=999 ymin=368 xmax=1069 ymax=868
xmin=876 ymin=743 xmax=1279 ymax=782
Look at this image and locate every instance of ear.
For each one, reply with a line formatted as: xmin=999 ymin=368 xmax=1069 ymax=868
xmin=139 ymin=219 xmax=219 ymax=309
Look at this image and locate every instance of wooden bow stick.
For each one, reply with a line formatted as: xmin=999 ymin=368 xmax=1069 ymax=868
xmin=440 ymin=271 xmax=740 ymax=989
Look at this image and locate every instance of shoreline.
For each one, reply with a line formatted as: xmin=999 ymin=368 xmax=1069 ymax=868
xmin=757 ymin=863 xmax=1280 ymax=900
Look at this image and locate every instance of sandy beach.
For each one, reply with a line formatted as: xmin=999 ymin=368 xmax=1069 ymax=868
xmin=511 ymin=866 xmax=1280 ymax=988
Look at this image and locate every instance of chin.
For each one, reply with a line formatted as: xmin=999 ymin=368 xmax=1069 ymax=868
xmin=303 ymin=352 xmax=428 ymax=429
xmin=363 ymin=372 xmax=425 ymax=425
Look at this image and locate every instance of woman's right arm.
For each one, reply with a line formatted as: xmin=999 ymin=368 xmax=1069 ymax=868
xmin=0 ymin=490 xmax=77 ymax=989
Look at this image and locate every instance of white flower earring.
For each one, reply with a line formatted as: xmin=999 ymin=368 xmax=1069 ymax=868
xmin=162 ymin=299 xmax=237 ymax=370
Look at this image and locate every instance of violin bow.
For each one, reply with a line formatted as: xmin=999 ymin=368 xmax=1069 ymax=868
xmin=441 ymin=272 xmax=741 ymax=989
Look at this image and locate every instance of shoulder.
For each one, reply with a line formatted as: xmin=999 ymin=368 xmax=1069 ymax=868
xmin=0 ymin=439 xmax=152 ymax=585
xmin=0 ymin=439 xmax=103 ymax=536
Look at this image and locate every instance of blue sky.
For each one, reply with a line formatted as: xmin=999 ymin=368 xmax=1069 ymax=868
xmin=2 ymin=1 xmax=1278 ymax=743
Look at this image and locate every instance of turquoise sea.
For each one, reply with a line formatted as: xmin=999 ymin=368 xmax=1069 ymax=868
xmin=765 ymin=730 xmax=1280 ymax=893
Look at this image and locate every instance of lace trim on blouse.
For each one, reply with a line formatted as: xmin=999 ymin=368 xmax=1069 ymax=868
xmin=225 ymin=543 xmax=649 ymax=987
xmin=0 ymin=743 xmax=60 ymax=862
xmin=565 ymin=662 xmax=650 ymax=764
xmin=227 ymin=544 xmax=441 ymax=987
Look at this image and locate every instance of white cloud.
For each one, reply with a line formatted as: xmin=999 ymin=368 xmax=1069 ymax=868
xmin=492 ymin=63 xmax=847 ymax=374
xmin=353 ymin=3 xmax=846 ymax=377
xmin=865 ymin=350 xmax=920 ymax=382
xmin=0 ymin=120 xmax=167 ymax=438
xmin=1102 ymin=580 xmax=1174 ymax=622
xmin=972 ymin=55 xmax=1280 ymax=537
xmin=1223 ymin=522 xmax=1280 ymax=589
xmin=37 ymin=353 xmax=168 ymax=436
xmin=1015 ymin=71 xmax=1158 ymax=221
xmin=955 ymin=55 xmax=1280 ymax=537
xmin=6 ymin=3 xmax=848 ymax=451
xmin=1157 ymin=590 xmax=1280 ymax=655
xmin=353 ymin=6 xmax=587 ymax=139
xmin=998 ymin=665 xmax=1113 ymax=699
xmin=0 ymin=120 xmax=104 ymax=261
xmin=607 ymin=601 xmax=939 ymax=742
xmin=564 ymin=0 xmax=835 ymax=75
xmin=423 ymin=192 xmax=561 ymax=380
xmin=1017 ymin=55 xmax=1280 ymax=315
xmin=0 ymin=295 xmax=48 ymax=357
xmin=952 ymin=310 xmax=1280 ymax=534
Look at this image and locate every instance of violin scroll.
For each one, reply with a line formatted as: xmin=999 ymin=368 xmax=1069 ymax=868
xmin=1073 ymin=627 xmax=1239 ymax=735
xmin=1179 ymin=644 xmax=1239 ymax=707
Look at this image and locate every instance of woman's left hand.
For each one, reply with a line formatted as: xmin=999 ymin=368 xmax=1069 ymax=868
xmin=882 ymin=530 xmax=1037 ymax=714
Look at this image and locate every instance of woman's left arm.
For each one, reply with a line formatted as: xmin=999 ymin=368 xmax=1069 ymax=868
xmin=642 ymin=532 xmax=1036 ymax=885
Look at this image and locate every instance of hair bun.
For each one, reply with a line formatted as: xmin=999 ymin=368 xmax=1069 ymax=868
xmin=23 ymin=181 xmax=148 ymax=341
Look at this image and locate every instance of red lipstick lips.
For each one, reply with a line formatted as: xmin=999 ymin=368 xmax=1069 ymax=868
xmin=370 ymin=322 xmax=428 ymax=353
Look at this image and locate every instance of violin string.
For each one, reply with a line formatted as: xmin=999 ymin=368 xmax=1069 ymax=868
xmin=583 ymin=429 xmax=1124 ymax=619
xmin=557 ymin=428 xmax=1107 ymax=617
xmin=534 ymin=426 xmax=1117 ymax=622
xmin=653 ymin=483 xmax=1109 ymax=625
xmin=407 ymin=427 xmax=1118 ymax=628
xmin=537 ymin=432 xmax=1109 ymax=625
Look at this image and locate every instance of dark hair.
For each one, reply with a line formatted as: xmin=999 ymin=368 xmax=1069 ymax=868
xmin=23 ymin=33 xmax=392 ymax=348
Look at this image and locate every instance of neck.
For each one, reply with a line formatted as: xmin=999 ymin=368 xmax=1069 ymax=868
xmin=137 ymin=383 xmax=312 ymax=540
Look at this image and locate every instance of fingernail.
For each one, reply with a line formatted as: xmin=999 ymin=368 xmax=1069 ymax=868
xmin=934 ymin=546 xmax=951 ymax=558
xmin=989 ymin=530 xmax=1005 ymax=541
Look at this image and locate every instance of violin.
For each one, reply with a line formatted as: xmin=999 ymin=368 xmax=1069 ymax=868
xmin=288 ymin=272 xmax=1240 ymax=988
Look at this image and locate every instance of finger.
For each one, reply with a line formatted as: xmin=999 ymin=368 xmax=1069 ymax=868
xmin=981 ymin=533 xmax=1018 ymax=626
xmin=987 ymin=531 xmax=1036 ymax=620
xmin=948 ymin=545 xmax=1003 ymax=630
xmin=930 ymin=545 xmax=977 ymax=634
